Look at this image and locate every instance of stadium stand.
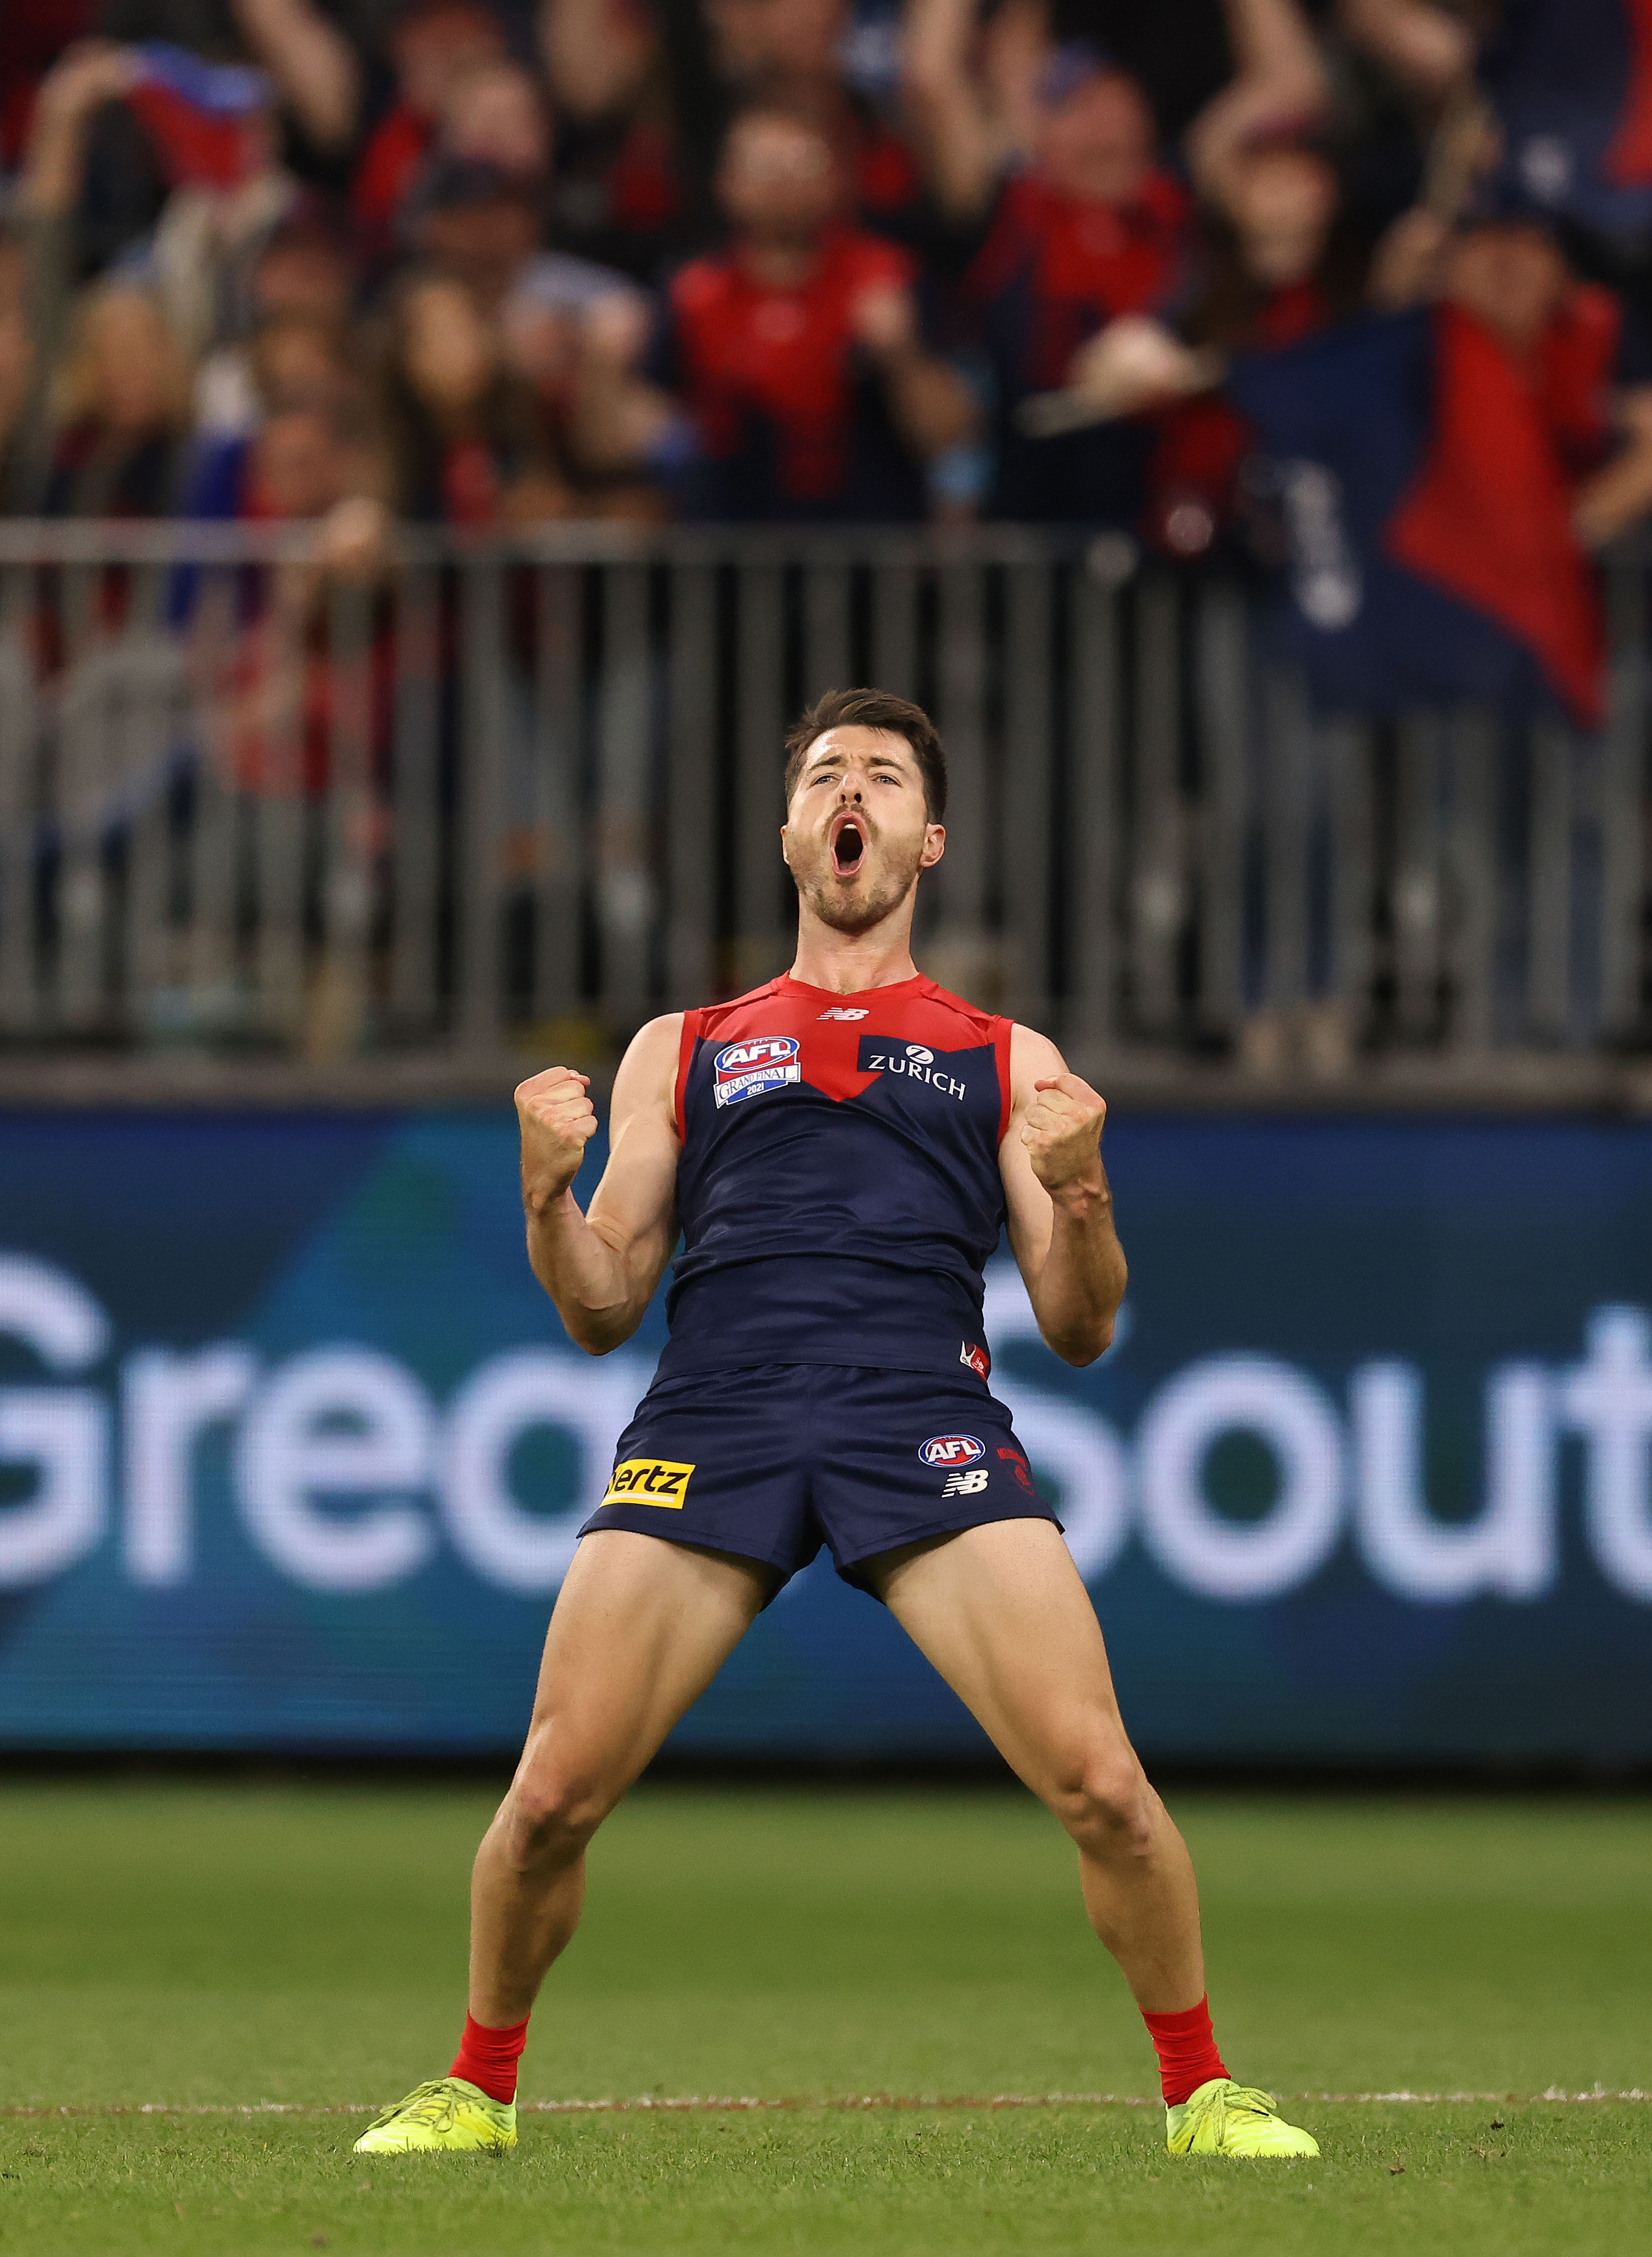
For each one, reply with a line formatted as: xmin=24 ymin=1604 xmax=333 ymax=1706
xmin=0 ymin=2 xmax=1650 ymax=1094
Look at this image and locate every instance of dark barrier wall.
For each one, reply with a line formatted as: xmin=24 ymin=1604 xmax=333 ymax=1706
xmin=0 ymin=1111 xmax=1648 ymax=1762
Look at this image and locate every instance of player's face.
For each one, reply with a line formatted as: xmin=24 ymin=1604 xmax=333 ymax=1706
xmin=780 ymin=726 xmax=944 ymax=935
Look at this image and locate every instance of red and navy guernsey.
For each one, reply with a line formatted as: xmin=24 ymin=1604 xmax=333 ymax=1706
xmin=658 ymin=973 xmax=1014 ymax=1382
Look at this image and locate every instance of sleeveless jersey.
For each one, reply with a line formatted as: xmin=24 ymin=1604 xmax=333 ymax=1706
xmin=656 ymin=972 xmax=1014 ymax=1381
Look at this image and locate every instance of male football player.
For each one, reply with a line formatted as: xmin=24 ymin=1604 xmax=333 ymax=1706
xmin=357 ymin=687 xmax=1316 ymax=2161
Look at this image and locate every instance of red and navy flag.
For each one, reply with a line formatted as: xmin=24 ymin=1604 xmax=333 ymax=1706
xmin=1482 ymin=0 xmax=1652 ymax=239
xmin=1228 ymin=304 xmax=1612 ymax=727
xmin=125 ymin=42 xmax=270 ymax=190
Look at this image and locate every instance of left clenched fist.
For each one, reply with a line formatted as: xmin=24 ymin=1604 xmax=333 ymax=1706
xmin=1023 ymin=1073 xmax=1108 ymax=1197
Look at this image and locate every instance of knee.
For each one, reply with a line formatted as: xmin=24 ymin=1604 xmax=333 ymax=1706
xmin=1045 ymin=1742 xmax=1157 ymax=1864
xmin=496 ymin=1742 xmax=612 ymax=1870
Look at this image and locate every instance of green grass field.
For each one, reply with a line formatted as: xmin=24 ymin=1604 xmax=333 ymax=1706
xmin=0 ymin=1781 xmax=1646 ymax=2255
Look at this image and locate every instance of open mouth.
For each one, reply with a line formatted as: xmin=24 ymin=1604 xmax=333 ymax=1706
xmin=830 ymin=813 xmax=866 ymax=875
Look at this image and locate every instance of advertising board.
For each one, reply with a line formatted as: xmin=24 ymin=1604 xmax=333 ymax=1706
xmin=0 ymin=1112 xmax=1647 ymax=1760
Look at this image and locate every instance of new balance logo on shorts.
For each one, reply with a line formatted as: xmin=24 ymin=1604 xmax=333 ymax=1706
xmin=601 ymin=1458 xmax=695 ymax=1507
xmin=942 ymin=1468 xmax=989 ymax=1497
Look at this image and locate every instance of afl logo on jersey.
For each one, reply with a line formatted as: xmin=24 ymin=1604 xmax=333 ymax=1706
xmin=919 ymin=1433 xmax=986 ymax=1469
xmin=714 ymin=1035 xmax=801 ymax=1108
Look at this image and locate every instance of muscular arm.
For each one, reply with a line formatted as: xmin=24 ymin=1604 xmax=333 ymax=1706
xmin=517 ymin=1013 xmax=682 ymax=1354
xmin=1000 ymin=1025 xmax=1127 ymax=1368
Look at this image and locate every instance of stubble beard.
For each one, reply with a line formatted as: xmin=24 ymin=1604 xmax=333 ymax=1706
xmin=791 ymin=836 xmax=925 ymax=937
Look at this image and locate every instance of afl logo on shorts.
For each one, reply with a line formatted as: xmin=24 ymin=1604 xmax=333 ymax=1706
xmin=919 ymin=1433 xmax=986 ymax=1469
xmin=714 ymin=1035 xmax=801 ymax=1108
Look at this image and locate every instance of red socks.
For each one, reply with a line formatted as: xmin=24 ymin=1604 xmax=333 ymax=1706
xmin=1141 ymin=1995 xmax=1228 ymax=2106
xmin=451 ymin=2012 xmax=530 ymax=2105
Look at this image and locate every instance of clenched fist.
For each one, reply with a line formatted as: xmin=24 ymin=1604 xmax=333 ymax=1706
xmin=516 ymin=1066 xmax=599 ymax=1211
xmin=1022 ymin=1073 xmax=1108 ymax=1200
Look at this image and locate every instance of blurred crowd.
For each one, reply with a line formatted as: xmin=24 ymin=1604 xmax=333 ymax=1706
xmin=4 ymin=2 xmax=1652 ymax=715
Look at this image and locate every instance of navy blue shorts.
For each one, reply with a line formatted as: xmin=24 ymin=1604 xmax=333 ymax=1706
xmin=578 ymin=1363 xmax=1058 ymax=1593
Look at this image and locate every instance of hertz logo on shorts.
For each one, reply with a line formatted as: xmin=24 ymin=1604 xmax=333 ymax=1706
xmin=600 ymin=1458 xmax=696 ymax=1508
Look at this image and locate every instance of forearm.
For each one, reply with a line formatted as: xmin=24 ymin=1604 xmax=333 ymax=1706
xmin=1338 ymin=0 xmax=1475 ymax=102
xmin=1028 ymin=1180 xmax=1127 ymax=1367
xmin=524 ymin=1189 xmax=646 ymax=1352
xmin=232 ymin=0 xmax=359 ymax=147
xmin=901 ymin=0 xmax=998 ymax=219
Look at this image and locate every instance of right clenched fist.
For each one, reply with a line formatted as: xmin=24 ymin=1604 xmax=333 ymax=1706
xmin=516 ymin=1066 xmax=599 ymax=1211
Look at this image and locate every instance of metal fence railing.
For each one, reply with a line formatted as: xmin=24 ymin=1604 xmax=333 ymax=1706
xmin=0 ymin=521 xmax=1647 ymax=1093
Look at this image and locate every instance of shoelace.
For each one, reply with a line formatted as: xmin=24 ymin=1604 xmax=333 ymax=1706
xmin=364 ymin=2080 xmax=463 ymax=2135
xmin=1206 ymin=2084 xmax=1278 ymax=2124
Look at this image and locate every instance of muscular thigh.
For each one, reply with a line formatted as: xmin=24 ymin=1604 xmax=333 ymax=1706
xmin=866 ymin=1520 xmax=1131 ymax=1795
xmin=521 ymin=1529 xmax=772 ymax=1796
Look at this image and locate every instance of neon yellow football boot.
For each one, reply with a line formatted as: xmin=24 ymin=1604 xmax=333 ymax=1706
xmin=353 ymin=2076 xmax=517 ymax=2154
xmin=1166 ymin=2078 xmax=1319 ymax=2158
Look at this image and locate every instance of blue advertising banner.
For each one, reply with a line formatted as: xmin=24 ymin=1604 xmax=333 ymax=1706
xmin=0 ymin=1110 xmax=1648 ymax=1761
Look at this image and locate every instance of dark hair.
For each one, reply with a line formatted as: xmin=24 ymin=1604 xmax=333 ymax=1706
xmin=783 ymin=688 xmax=947 ymax=822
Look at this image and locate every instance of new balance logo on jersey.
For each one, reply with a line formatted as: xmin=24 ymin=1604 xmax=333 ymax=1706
xmin=942 ymin=1468 xmax=989 ymax=1497
xmin=818 ymin=1007 xmax=868 ymax=1020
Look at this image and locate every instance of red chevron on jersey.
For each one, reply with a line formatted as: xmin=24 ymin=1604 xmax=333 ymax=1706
xmin=675 ymin=973 xmax=1012 ymax=1127
xmin=661 ymin=971 xmax=1015 ymax=1380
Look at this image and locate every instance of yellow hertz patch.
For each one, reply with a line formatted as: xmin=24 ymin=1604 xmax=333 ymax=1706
xmin=601 ymin=1457 xmax=696 ymax=1509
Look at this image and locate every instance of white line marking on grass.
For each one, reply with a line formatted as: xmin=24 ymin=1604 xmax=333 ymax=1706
xmin=2 ymin=2090 xmax=1647 ymax=2119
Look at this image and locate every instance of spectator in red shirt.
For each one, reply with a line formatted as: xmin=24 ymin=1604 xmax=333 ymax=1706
xmin=904 ymin=0 xmax=1327 ymax=523
xmin=909 ymin=34 xmax=1196 ymax=521
xmin=574 ymin=101 xmax=977 ymax=519
xmin=1407 ymin=209 xmax=1652 ymax=554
